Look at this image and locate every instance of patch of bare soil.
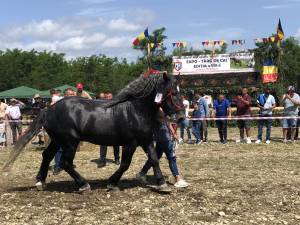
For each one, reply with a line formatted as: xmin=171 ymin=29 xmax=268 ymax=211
xmin=0 ymin=127 xmax=300 ymax=225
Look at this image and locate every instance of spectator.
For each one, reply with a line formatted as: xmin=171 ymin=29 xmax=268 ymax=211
xmin=0 ymin=99 xmax=8 ymax=147
xmin=50 ymin=89 xmax=63 ymax=105
xmin=178 ymin=95 xmax=192 ymax=144
xmin=0 ymin=117 xmax=6 ymax=149
xmin=255 ymin=88 xmax=276 ymax=144
xmin=213 ymin=94 xmax=231 ymax=144
xmin=50 ymin=90 xmax=64 ymax=174
xmin=98 ymin=92 xmax=120 ymax=168
xmin=136 ymin=108 xmax=189 ymax=188
xmin=281 ymin=86 xmax=300 ymax=143
xmin=195 ymin=93 xmax=209 ymax=142
xmin=76 ymin=83 xmax=92 ymax=100
xmin=32 ymin=94 xmax=46 ymax=146
xmin=0 ymin=99 xmax=8 ymax=121
xmin=5 ymin=98 xmax=24 ymax=145
xmin=64 ymin=88 xmax=76 ymax=97
xmin=191 ymin=103 xmax=202 ymax=144
xmin=235 ymin=87 xmax=252 ymax=144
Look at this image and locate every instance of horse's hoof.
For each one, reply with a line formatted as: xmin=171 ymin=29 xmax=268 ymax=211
xmin=157 ymin=183 xmax=172 ymax=193
xmin=35 ymin=181 xmax=46 ymax=191
xmin=107 ymin=184 xmax=120 ymax=192
xmin=78 ymin=183 xmax=91 ymax=193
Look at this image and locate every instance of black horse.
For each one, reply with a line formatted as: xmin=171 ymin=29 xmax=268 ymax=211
xmin=4 ymin=73 xmax=185 ymax=192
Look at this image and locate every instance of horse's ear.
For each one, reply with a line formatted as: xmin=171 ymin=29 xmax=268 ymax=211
xmin=163 ymin=72 xmax=170 ymax=82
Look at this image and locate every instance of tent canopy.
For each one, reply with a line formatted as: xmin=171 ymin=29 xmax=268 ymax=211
xmin=40 ymin=84 xmax=94 ymax=97
xmin=0 ymin=86 xmax=46 ymax=99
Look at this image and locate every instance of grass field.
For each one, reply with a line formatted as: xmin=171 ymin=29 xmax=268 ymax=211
xmin=0 ymin=127 xmax=300 ymax=225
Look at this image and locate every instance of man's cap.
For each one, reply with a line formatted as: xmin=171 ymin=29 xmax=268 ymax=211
xmin=287 ymin=85 xmax=295 ymax=92
xmin=34 ymin=94 xmax=40 ymax=99
xmin=10 ymin=98 xmax=17 ymax=102
xmin=76 ymin=83 xmax=83 ymax=90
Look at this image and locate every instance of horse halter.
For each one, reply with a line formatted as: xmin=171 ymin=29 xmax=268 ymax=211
xmin=158 ymin=89 xmax=184 ymax=112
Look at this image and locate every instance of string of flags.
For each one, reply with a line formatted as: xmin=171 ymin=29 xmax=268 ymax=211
xmin=172 ymin=42 xmax=187 ymax=47
xmin=132 ymin=19 xmax=285 ymax=50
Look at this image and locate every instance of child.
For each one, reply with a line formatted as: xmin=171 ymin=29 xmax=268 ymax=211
xmin=191 ymin=103 xmax=202 ymax=144
xmin=136 ymin=108 xmax=189 ymax=188
xmin=0 ymin=118 xmax=6 ymax=149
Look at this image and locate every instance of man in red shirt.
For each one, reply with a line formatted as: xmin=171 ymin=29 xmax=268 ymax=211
xmin=235 ymin=88 xmax=252 ymax=144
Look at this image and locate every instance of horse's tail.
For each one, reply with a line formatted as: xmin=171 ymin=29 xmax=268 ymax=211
xmin=3 ymin=109 xmax=47 ymax=170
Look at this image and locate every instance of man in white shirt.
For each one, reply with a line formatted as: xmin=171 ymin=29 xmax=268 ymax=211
xmin=178 ymin=95 xmax=192 ymax=144
xmin=5 ymin=98 xmax=24 ymax=144
xmin=281 ymin=86 xmax=300 ymax=143
xmin=255 ymin=88 xmax=276 ymax=144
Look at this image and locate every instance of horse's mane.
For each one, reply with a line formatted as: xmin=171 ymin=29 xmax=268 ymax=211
xmin=103 ymin=74 xmax=163 ymax=108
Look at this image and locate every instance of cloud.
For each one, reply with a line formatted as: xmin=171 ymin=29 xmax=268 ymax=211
xmin=262 ymin=4 xmax=290 ymax=9
xmin=108 ymin=19 xmax=141 ymax=31
xmin=295 ymin=28 xmax=300 ymax=39
xmin=80 ymin=0 xmax=116 ymax=4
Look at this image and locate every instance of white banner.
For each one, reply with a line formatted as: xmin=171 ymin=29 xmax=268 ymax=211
xmin=173 ymin=54 xmax=231 ymax=74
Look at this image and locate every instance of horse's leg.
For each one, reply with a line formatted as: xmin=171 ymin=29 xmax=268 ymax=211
xmin=60 ymin=140 xmax=90 ymax=192
xmin=35 ymin=141 xmax=59 ymax=190
xmin=107 ymin=146 xmax=136 ymax=190
xmin=143 ymin=143 xmax=170 ymax=192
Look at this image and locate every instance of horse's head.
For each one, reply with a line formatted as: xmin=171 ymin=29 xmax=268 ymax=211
xmin=156 ymin=72 xmax=185 ymax=123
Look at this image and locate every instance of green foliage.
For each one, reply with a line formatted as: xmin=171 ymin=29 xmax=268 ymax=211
xmin=253 ymin=37 xmax=300 ymax=97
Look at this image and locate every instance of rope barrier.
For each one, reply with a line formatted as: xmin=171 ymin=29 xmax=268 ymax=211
xmin=1 ymin=116 xmax=300 ymax=123
xmin=187 ymin=116 xmax=300 ymax=121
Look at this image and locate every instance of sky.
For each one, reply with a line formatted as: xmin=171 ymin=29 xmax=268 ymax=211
xmin=0 ymin=0 xmax=299 ymax=61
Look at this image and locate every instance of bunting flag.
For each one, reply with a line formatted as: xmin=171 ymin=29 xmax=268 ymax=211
xmin=231 ymin=40 xmax=246 ymax=45
xmin=147 ymin=43 xmax=161 ymax=55
xmin=132 ymin=28 xmax=149 ymax=46
xmin=269 ymin=36 xmax=276 ymax=42
xmin=201 ymin=40 xmax=225 ymax=46
xmin=254 ymin=38 xmax=262 ymax=43
xmin=262 ymin=59 xmax=278 ymax=83
xmin=276 ymin=18 xmax=284 ymax=41
xmin=172 ymin=41 xmax=187 ymax=48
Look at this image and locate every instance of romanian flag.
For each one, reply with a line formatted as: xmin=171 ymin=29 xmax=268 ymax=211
xmin=276 ymin=19 xmax=284 ymax=41
xmin=262 ymin=59 xmax=278 ymax=83
xmin=133 ymin=28 xmax=149 ymax=46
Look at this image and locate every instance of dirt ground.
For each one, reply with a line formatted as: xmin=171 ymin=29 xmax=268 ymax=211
xmin=0 ymin=127 xmax=300 ymax=225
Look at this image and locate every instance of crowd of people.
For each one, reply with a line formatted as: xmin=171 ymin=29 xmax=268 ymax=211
xmin=179 ymin=86 xmax=300 ymax=145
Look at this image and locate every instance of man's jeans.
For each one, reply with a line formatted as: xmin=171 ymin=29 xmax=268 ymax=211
xmin=141 ymin=140 xmax=179 ymax=177
xmin=100 ymin=146 xmax=120 ymax=163
xmin=54 ymin=148 xmax=62 ymax=169
xmin=9 ymin=121 xmax=22 ymax=144
xmin=216 ymin=120 xmax=227 ymax=141
xmin=257 ymin=114 xmax=272 ymax=140
xmin=192 ymin=122 xmax=201 ymax=141
xmin=180 ymin=118 xmax=191 ymax=140
xmin=200 ymin=120 xmax=208 ymax=141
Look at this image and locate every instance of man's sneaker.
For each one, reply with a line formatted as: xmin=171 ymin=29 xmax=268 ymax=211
xmin=195 ymin=140 xmax=202 ymax=145
xmin=136 ymin=172 xmax=147 ymax=184
xmin=97 ymin=161 xmax=106 ymax=168
xmin=174 ymin=179 xmax=189 ymax=188
xmin=222 ymin=140 xmax=228 ymax=144
xmin=255 ymin=139 xmax=262 ymax=144
xmin=246 ymin=138 xmax=252 ymax=144
xmin=114 ymin=159 xmax=120 ymax=165
xmin=187 ymin=139 xmax=193 ymax=144
xmin=178 ymin=138 xmax=184 ymax=144
xmin=266 ymin=140 xmax=271 ymax=144
xmin=283 ymin=139 xmax=287 ymax=143
xmin=236 ymin=139 xmax=243 ymax=143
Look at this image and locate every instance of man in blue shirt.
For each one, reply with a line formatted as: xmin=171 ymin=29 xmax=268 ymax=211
xmin=195 ymin=93 xmax=209 ymax=142
xmin=213 ymin=94 xmax=231 ymax=144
